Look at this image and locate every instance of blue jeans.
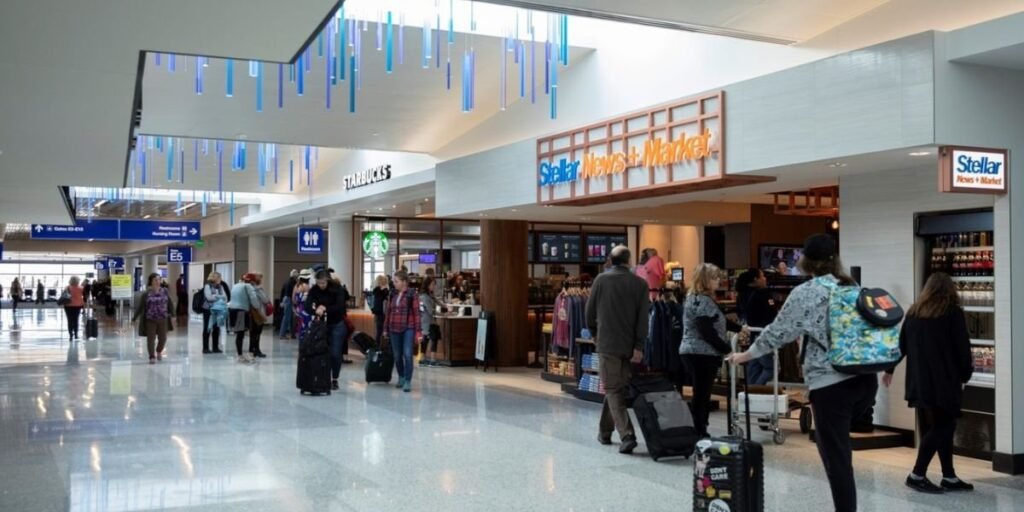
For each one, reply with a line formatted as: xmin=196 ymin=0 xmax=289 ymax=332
xmin=278 ymin=297 xmax=294 ymax=338
xmin=747 ymin=353 xmax=775 ymax=386
xmin=328 ymin=321 xmax=349 ymax=379
xmin=390 ymin=329 xmax=416 ymax=382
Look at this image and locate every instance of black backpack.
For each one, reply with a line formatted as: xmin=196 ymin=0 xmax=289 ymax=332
xmin=191 ymin=288 xmax=206 ymax=314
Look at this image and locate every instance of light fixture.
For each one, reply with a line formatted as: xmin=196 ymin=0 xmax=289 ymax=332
xmin=174 ymin=202 xmax=197 ymax=213
xmin=143 ymin=214 xmax=152 ymax=219
xmin=909 ymin=151 xmax=931 ymax=156
xmin=830 ymin=219 xmax=840 ymax=230
xmin=510 ymin=209 xmax=518 ymax=212
xmin=93 ymin=200 xmax=108 ymax=208
xmin=87 ymin=239 xmax=94 ymax=242
xmin=424 ymin=198 xmax=430 ymax=202
xmin=827 ymin=162 xmax=847 ymax=168
xmin=236 ymin=133 xmax=247 ymax=140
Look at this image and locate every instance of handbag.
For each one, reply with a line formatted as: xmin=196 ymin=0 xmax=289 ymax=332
xmin=57 ymin=288 xmax=72 ymax=306
xmin=265 ymin=303 xmax=275 ymax=316
xmin=250 ymin=306 xmax=268 ymax=325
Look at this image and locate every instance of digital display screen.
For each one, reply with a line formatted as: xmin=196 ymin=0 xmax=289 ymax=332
xmin=584 ymin=234 xmax=627 ymax=263
xmin=759 ymin=245 xmax=804 ymax=276
xmin=671 ymin=268 xmax=684 ymax=281
xmin=537 ymin=233 xmax=582 ymax=263
xmin=418 ymin=253 xmax=437 ymax=264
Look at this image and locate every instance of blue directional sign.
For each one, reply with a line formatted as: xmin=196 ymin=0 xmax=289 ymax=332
xmin=31 ymin=220 xmax=120 ymax=240
xmin=297 ymin=227 xmax=324 ymax=254
xmin=120 ymin=220 xmax=201 ymax=241
xmin=107 ymin=257 xmax=125 ymax=269
xmin=94 ymin=259 xmax=108 ymax=271
xmin=167 ymin=246 xmax=193 ymax=263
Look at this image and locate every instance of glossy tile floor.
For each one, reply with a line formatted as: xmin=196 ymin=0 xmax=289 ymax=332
xmin=1 ymin=309 xmax=1022 ymax=511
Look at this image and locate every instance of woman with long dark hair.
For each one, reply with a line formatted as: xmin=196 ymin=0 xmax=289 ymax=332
xmin=883 ymin=272 xmax=974 ymax=493
xmin=727 ymin=234 xmax=874 ymax=512
xmin=735 ymin=269 xmax=778 ymax=385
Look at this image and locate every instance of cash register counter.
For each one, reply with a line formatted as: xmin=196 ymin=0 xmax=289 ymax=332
xmin=348 ymin=309 xmax=479 ymax=367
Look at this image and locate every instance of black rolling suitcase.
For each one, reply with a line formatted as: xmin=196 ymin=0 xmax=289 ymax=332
xmin=365 ymin=348 xmax=394 ymax=383
xmin=693 ymin=354 xmax=764 ymax=512
xmin=297 ymin=319 xmax=332 ymax=395
xmin=85 ymin=309 xmax=99 ymax=340
xmin=629 ymin=375 xmax=699 ymax=461
xmin=352 ymin=331 xmax=376 ymax=355
xmin=297 ymin=353 xmax=332 ymax=395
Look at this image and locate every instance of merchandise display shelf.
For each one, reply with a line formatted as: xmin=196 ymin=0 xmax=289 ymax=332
xmin=952 ymin=276 xmax=995 ymax=283
xmin=964 ymin=306 xmax=995 ymax=313
xmin=935 ymin=246 xmax=994 ymax=253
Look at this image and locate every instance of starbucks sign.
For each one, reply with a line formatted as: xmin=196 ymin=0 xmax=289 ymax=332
xmin=363 ymin=231 xmax=390 ymax=259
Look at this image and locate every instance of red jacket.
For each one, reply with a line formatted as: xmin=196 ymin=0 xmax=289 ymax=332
xmin=385 ymin=289 xmax=421 ymax=335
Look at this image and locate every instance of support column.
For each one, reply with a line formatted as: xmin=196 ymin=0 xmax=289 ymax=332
xmin=143 ymin=254 xmax=158 ymax=282
xmin=479 ymin=220 xmax=529 ymax=367
xmin=328 ymin=220 xmax=353 ymax=288
xmin=166 ymin=261 xmax=182 ymax=313
xmin=247 ymin=236 xmax=271 ymax=279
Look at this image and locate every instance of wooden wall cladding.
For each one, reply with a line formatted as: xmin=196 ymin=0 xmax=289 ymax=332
xmin=480 ymin=220 xmax=531 ymax=366
xmin=748 ymin=204 xmax=829 ymax=266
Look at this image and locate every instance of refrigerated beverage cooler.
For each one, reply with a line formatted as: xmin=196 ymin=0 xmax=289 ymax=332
xmin=916 ymin=208 xmax=995 ymax=459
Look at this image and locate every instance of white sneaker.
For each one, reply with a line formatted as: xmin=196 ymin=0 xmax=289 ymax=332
xmin=237 ymin=355 xmax=252 ymax=364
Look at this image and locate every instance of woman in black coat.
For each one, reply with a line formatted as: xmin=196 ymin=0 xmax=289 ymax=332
xmin=883 ymin=272 xmax=974 ymax=494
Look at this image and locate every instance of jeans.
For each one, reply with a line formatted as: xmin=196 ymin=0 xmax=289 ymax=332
xmin=809 ymin=374 xmax=879 ymax=512
xmin=747 ymin=353 xmax=775 ymax=386
xmin=390 ymin=329 xmax=416 ymax=382
xmin=328 ymin=322 xmax=349 ymax=379
xmin=914 ymin=407 xmax=958 ymax=478
xmin=278 ymin=297 xmax=294 ymax=338
xmin=202 ymin=310 xmax=221 ymax=351
xmin=682 ymin=354 xmax=723 ymax=437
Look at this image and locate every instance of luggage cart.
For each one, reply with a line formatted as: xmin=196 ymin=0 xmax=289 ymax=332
xmin=729 ymin=328 xmax=810 ymax=445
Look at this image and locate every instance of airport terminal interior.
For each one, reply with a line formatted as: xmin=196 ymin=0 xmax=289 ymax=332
xmin=3 ymin=1 xmax=1024 ymax=511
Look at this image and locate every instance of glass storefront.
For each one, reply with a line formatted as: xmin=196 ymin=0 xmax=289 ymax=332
xmin=0 ymin=258 xmax=97 ymax=302
xmin=352 ymin=217 xmax=481 ymax=305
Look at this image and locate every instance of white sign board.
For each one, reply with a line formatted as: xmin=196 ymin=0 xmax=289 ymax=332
xmin=942 ymin=147 xmax=1008 ymax=194
xmin=475 ymin=315 xmax=489 ymax=362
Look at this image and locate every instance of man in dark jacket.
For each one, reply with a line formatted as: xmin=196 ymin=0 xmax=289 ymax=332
xmin=585 ymin=246 xmax=650 ymax=454
xmin=305 ymin=270 xmax=349 ymax=390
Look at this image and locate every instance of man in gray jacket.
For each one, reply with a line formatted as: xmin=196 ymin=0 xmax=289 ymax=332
xmin=586 ymin=246 xmax=650 ymax=454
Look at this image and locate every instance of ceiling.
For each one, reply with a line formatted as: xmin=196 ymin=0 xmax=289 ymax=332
xmin=0 ymin=0 xmax=339 ymax=225
xmin=480 ymin=0 xmax=891 ymax=43
xmin=140 ymin=31 xmax=592 ymax=153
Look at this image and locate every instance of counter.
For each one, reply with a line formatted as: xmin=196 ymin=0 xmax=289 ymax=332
xmin=435 ymin=315 xmax=479 ymax=367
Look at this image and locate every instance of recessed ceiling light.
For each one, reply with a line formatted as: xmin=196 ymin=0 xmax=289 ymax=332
xmin=391 ymin=204 xmax=397 ymax=209
xmin=827 ymin=162 xmax=847 ymax=168
xmin=377 ymin=207 xmax=383 ymax=211
xmin=143 ymin=214 xmax=152 ymax=219
xmin=372 ymin=132 xmax=380 ymax=137
xmin=87 ymin=239 xmax=94 ymax=242
xmin=909 ymin=151 xmax=931 ymax=156
xmin=236 ymin=133 xmax=247 ymax=140
xmin=510 ymin=209 xmax=518 ymax=212
xmin=424 ymin=198 xmax=430 ymax=202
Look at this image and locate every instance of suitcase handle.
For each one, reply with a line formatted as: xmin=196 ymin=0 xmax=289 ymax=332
xmin=729 ymin=333 xmax=753 ymax=441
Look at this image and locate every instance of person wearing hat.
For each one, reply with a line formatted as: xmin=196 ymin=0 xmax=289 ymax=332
xmin=293 ymin=269 xmax=314 ymax=340
xmin=278 ymin=269 xmax=299 ymax=340
xmin=727 ymin=234 xmax=875 ymax=512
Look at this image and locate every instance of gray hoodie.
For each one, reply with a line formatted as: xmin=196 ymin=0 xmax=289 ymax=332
xmin=747 ymin=275 xmax=854 ymax=391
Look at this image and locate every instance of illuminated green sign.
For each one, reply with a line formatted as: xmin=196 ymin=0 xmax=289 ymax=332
xmin=362 ymin=231 xmax=390 ymax=259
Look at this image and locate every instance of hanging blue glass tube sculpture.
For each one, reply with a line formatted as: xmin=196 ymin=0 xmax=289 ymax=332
xmin=226 ymin=59 xmax=234 ymax=97
xmin=297 ymin=55 xmax=305 ymax=96
xmin=422 ymin=18 xmax=431 ymax=68
xmin=289 ymin=160 xmax=295 ymax=192
xmin=169 ymin=54 xmax=176 ymax=72
xmin=349 ymin=53 xmax=357 ymax=113
xmin=248 ymin=60 xmax=258 ymax=78
xmin=166 ymin=138 xmax=174 ymax=181
xmin=229 ymin=192 xmax=235 ymax=226
xmin=278 ymin=64 xmax=284 ymax=108
xmin=176 ymin=192 xmax=182 ymax=216
xmin=155 ymin=53 xmax=161 ymax=66
xmin=386 ymin=11 xmax=393 ymax=73
xmin=193 ymin=140 xmax=199 ymax=171
xmin=256 ymin=62 xmax=264 ymax=112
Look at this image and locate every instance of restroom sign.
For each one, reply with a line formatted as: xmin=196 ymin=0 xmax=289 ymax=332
xmin=297 ymin=227 xmax=324 ymax=254
xmin=940 ymin=146 xmax=1008 ymax=194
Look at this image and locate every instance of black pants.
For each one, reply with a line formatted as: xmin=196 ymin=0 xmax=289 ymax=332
xmin=682 ymin=354 xmax=722 ymax=437
xmin=914 ymin=407 xmax=958 ymax=478
xmin=64 ymin=306 xmax=83 ymax=338
xmin=374 ymin=313 xmax=385 ymax=344
xmin=249 ymin=322 xmax=264 ymax=355
xmin=809 ymin=374 xmax=879 ymax=512
xmin=202 ymin=310 xmax=221 ymax=351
